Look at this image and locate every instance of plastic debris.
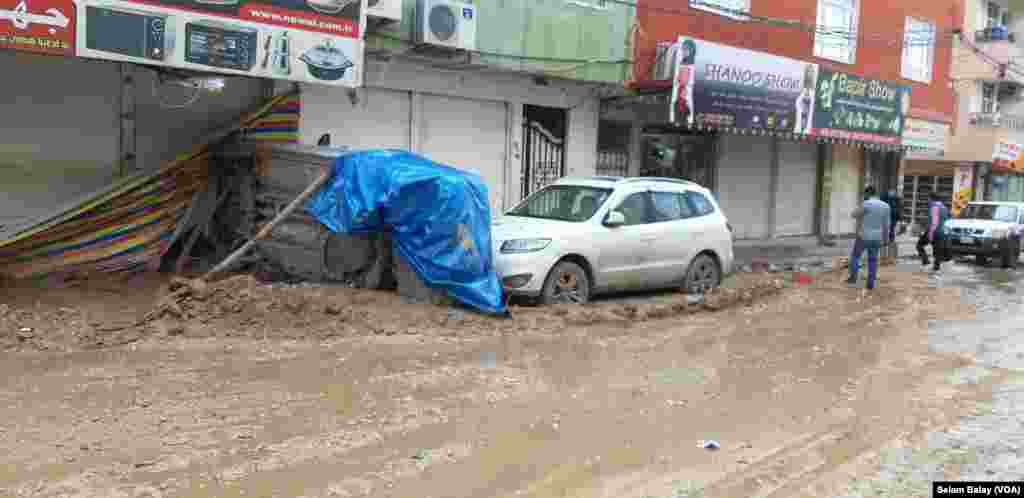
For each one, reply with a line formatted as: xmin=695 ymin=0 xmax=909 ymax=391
xmin=698 ymin=440 xmax=721 ymax=450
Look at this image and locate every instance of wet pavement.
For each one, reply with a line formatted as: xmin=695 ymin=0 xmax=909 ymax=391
xmin=833 ymin=257 xmax=1024 ymax=498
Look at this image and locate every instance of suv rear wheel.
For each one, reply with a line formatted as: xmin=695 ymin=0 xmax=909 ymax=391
xmin=683 ymin=254 xmax=721 ymax=294
xmin=541 ymin=261 xmax=590 ymax=305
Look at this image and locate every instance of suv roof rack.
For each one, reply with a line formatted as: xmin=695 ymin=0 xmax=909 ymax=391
xmin=620 ymin=177 xmax=698 ymax=186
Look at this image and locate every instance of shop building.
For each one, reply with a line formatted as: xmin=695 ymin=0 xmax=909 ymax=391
xmin=946 ymin=0 xmax=1024 ymax=207
xmin=603 ymin=0 xmax=957 ymax=240
xmin=1 ymin=0 xmax=634 ymax=228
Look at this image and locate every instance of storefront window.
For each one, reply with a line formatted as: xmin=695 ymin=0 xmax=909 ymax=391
xmin=640 ymin=133 xmax=716 ymax=191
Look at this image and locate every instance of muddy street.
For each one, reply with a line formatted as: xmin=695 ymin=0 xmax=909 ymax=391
xmin=0 ymin=262 xmax=1010 ymax=498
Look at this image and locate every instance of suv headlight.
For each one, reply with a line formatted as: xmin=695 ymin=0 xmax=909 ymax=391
xmin=500 ymin=238 xmax=551 ymax=254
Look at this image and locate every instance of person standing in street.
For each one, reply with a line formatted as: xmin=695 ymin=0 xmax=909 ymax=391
xmin=917 ymin=191 xmax=951 ymax=272
xmin=879 ymin=188 xmax=903 ymax=259
xmin=848 ymin=186 xmax=891 ymax=290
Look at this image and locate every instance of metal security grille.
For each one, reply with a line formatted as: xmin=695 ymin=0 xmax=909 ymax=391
xmin=902 ymin=175 xmax=954 ymax=233
xmin=596 ymin=120 xmax=631 ymax=177
xmin=521 ymin=121 xmax=566 ymax=199
xmin=596 ymin=151 xmax=629 ymax=177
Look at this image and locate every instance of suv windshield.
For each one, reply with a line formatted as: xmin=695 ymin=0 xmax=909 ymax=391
xmin=959 ymin=204 xmax=1019 ymax=223
xmin=507 ymin=185 xmax=612 ymax=222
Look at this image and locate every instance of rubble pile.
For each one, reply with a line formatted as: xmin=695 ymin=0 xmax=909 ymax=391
xmin=702 ymin=278 xmax=787 ymax=311
xmin=2 ymin=270 xmax=801 ymax=351
xmin=148 ymin=276 xmax=257 ymax=324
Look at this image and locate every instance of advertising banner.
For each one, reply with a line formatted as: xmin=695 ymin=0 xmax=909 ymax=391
xmin=952 ymin=164 xmax=974 ymax=216
xmin=994 ymin=140 xmax=1022 ymax=162
xmin=902 ymin=118 xmax=948 ymax=159
xmin=812 ymin=68 xmax=911 ymax=145
xmin=74 ymin=0 xmax=364 ymax=87
xmin=0 ymin=0 xmax=75 ymax=55
xmin=670 ymin=36 xmax=819 ymax=134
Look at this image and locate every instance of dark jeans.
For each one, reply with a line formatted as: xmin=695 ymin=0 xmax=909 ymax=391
xmin=917 ymin=233 xmax=946 ymax=269
xmin=848 ymin=238 xmax=881 ymax=289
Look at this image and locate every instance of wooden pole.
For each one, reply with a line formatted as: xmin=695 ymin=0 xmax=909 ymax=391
xmin=203 ymin=165 xmax=333 ymax=280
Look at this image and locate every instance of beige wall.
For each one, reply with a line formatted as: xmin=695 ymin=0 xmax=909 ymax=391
xmin=828 ymin=145 xmax=863 ymax=236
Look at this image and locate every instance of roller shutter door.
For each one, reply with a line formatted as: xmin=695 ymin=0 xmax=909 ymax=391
xmin=716 ymin=134 xmax=773 ymax=239
xmin=420 ymin=95 xmax=509 ymax=213
xmin=775 ymin=141 xmax=818 ymax=236
xmin=301 ymin=86 xmax=411 ymax=150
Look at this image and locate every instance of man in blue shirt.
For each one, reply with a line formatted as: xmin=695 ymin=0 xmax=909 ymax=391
xmin=848 ymin=186 xmax=891 ymax=290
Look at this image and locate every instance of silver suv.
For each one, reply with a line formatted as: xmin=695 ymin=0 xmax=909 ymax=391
xmin=492 ymin=176 xmax=735 ymax=304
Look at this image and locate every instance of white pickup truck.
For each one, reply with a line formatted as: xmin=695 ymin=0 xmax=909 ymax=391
xmin=944 ymin=201 xmax=1024 ymax=268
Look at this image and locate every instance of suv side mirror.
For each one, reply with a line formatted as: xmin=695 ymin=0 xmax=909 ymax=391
xmin=604 ymin=211 xmax=626 ymax=227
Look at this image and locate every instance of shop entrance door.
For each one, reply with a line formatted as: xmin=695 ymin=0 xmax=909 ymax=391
xmin=639 ymin=129 xmax=717 ymax=190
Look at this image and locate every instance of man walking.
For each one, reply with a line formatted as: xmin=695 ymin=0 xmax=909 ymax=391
xmin=848 ymin=186 xmax=891 ymax=290
xmin=917 ymin=191 xmax=951 ymax=272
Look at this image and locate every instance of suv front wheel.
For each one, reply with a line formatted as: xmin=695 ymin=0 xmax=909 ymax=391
xmin=540 ymin=261 xmax=591 ymax=305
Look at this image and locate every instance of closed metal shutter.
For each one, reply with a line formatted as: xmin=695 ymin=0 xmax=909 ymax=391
xmin=775 ymin=141 xmax=818 ymax=236
xmin=716 ymin=134 xmax=773 ymax=239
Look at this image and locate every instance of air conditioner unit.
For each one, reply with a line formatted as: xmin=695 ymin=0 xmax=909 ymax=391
xmin=414 ymin=0 xmax=477 ymax=51
xmin=652 ymin=42 xmax=678 ymax=81
xmin=367 ymin=0 xmax=401 ymax=23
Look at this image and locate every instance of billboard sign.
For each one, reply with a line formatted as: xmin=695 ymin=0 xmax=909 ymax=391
xmin=670 ymin=36 xmax=819 ymax=135
xmin=74 ymin=0 xmax=364 ymax=87
xmin=0 ymin=0 xmax=75 ymax=55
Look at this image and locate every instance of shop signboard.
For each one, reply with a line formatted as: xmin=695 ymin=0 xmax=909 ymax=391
xmin=902 ymin=118 xmax=948 ymax=159
xmin=0 ymin=0 xmax=76 ymax=55
xmin=812 ymin=68 xmax=911 ymax=145
xmin=670 ymin=36 xmax=820 ymax=134
xmin=994 ymin=140 xmax=1024 ymax=173
xmin=993 ymin=140 xmax=1022 ymax=163
xmin=74 ymin=0 xmax=365 ymax=87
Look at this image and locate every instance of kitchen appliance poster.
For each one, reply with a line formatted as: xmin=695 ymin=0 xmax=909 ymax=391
xmin=811 ymin=68 xmax=911 ymax=145
xmin=0 ymin=0 xmax=75 ymax=56
xmin=670 ymin=36 xmax=819 ymax=134
xmin=74 ymin=0 xmax=365 ymax=87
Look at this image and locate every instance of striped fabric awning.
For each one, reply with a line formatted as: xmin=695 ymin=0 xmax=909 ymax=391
xmin=0 ymin=92 xmax=300 ymax=280
xmin=241 ymin=94 xmax=300 ymax=144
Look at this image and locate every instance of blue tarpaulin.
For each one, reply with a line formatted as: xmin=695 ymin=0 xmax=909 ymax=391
xmin=305 ymin=149 xmax=507 ymax=315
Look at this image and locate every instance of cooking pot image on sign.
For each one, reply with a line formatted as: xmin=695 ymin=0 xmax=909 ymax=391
xmin=299 ymin=41 xmax=355 ymax=81
xmin=306 ymin=0 xmax=358 ymax=15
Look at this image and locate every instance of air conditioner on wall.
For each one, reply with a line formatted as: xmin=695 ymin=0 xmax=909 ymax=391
xmin=414 ymin=0 xmax=477 ymax=51
xmin=367 ymin=0 xmax=401 ymax=23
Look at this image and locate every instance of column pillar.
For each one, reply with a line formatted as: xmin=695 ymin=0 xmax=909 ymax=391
xmin=817 ymin=143 xmax=834 ymax=245
xmin=627 ymin=120 xmax=643 ymax=177
xmin=767 ymin=137 xmax=780 ymax=239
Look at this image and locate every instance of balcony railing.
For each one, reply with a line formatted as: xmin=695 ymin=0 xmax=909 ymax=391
xmin=969 ymin=112 xmax=1024 ymax=130
xmin=976 ymin=26 xmax=1017 ymax=43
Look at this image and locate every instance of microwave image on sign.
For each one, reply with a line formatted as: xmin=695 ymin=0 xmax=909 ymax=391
xmin=85 ymin=5 xmax=175 ymax=61
xmin=184 ymin=19 xmax=258 ymax=71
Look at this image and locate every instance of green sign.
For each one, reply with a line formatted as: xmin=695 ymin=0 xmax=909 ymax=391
xmin=811 ymin=68 xmax=911 ymax=145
